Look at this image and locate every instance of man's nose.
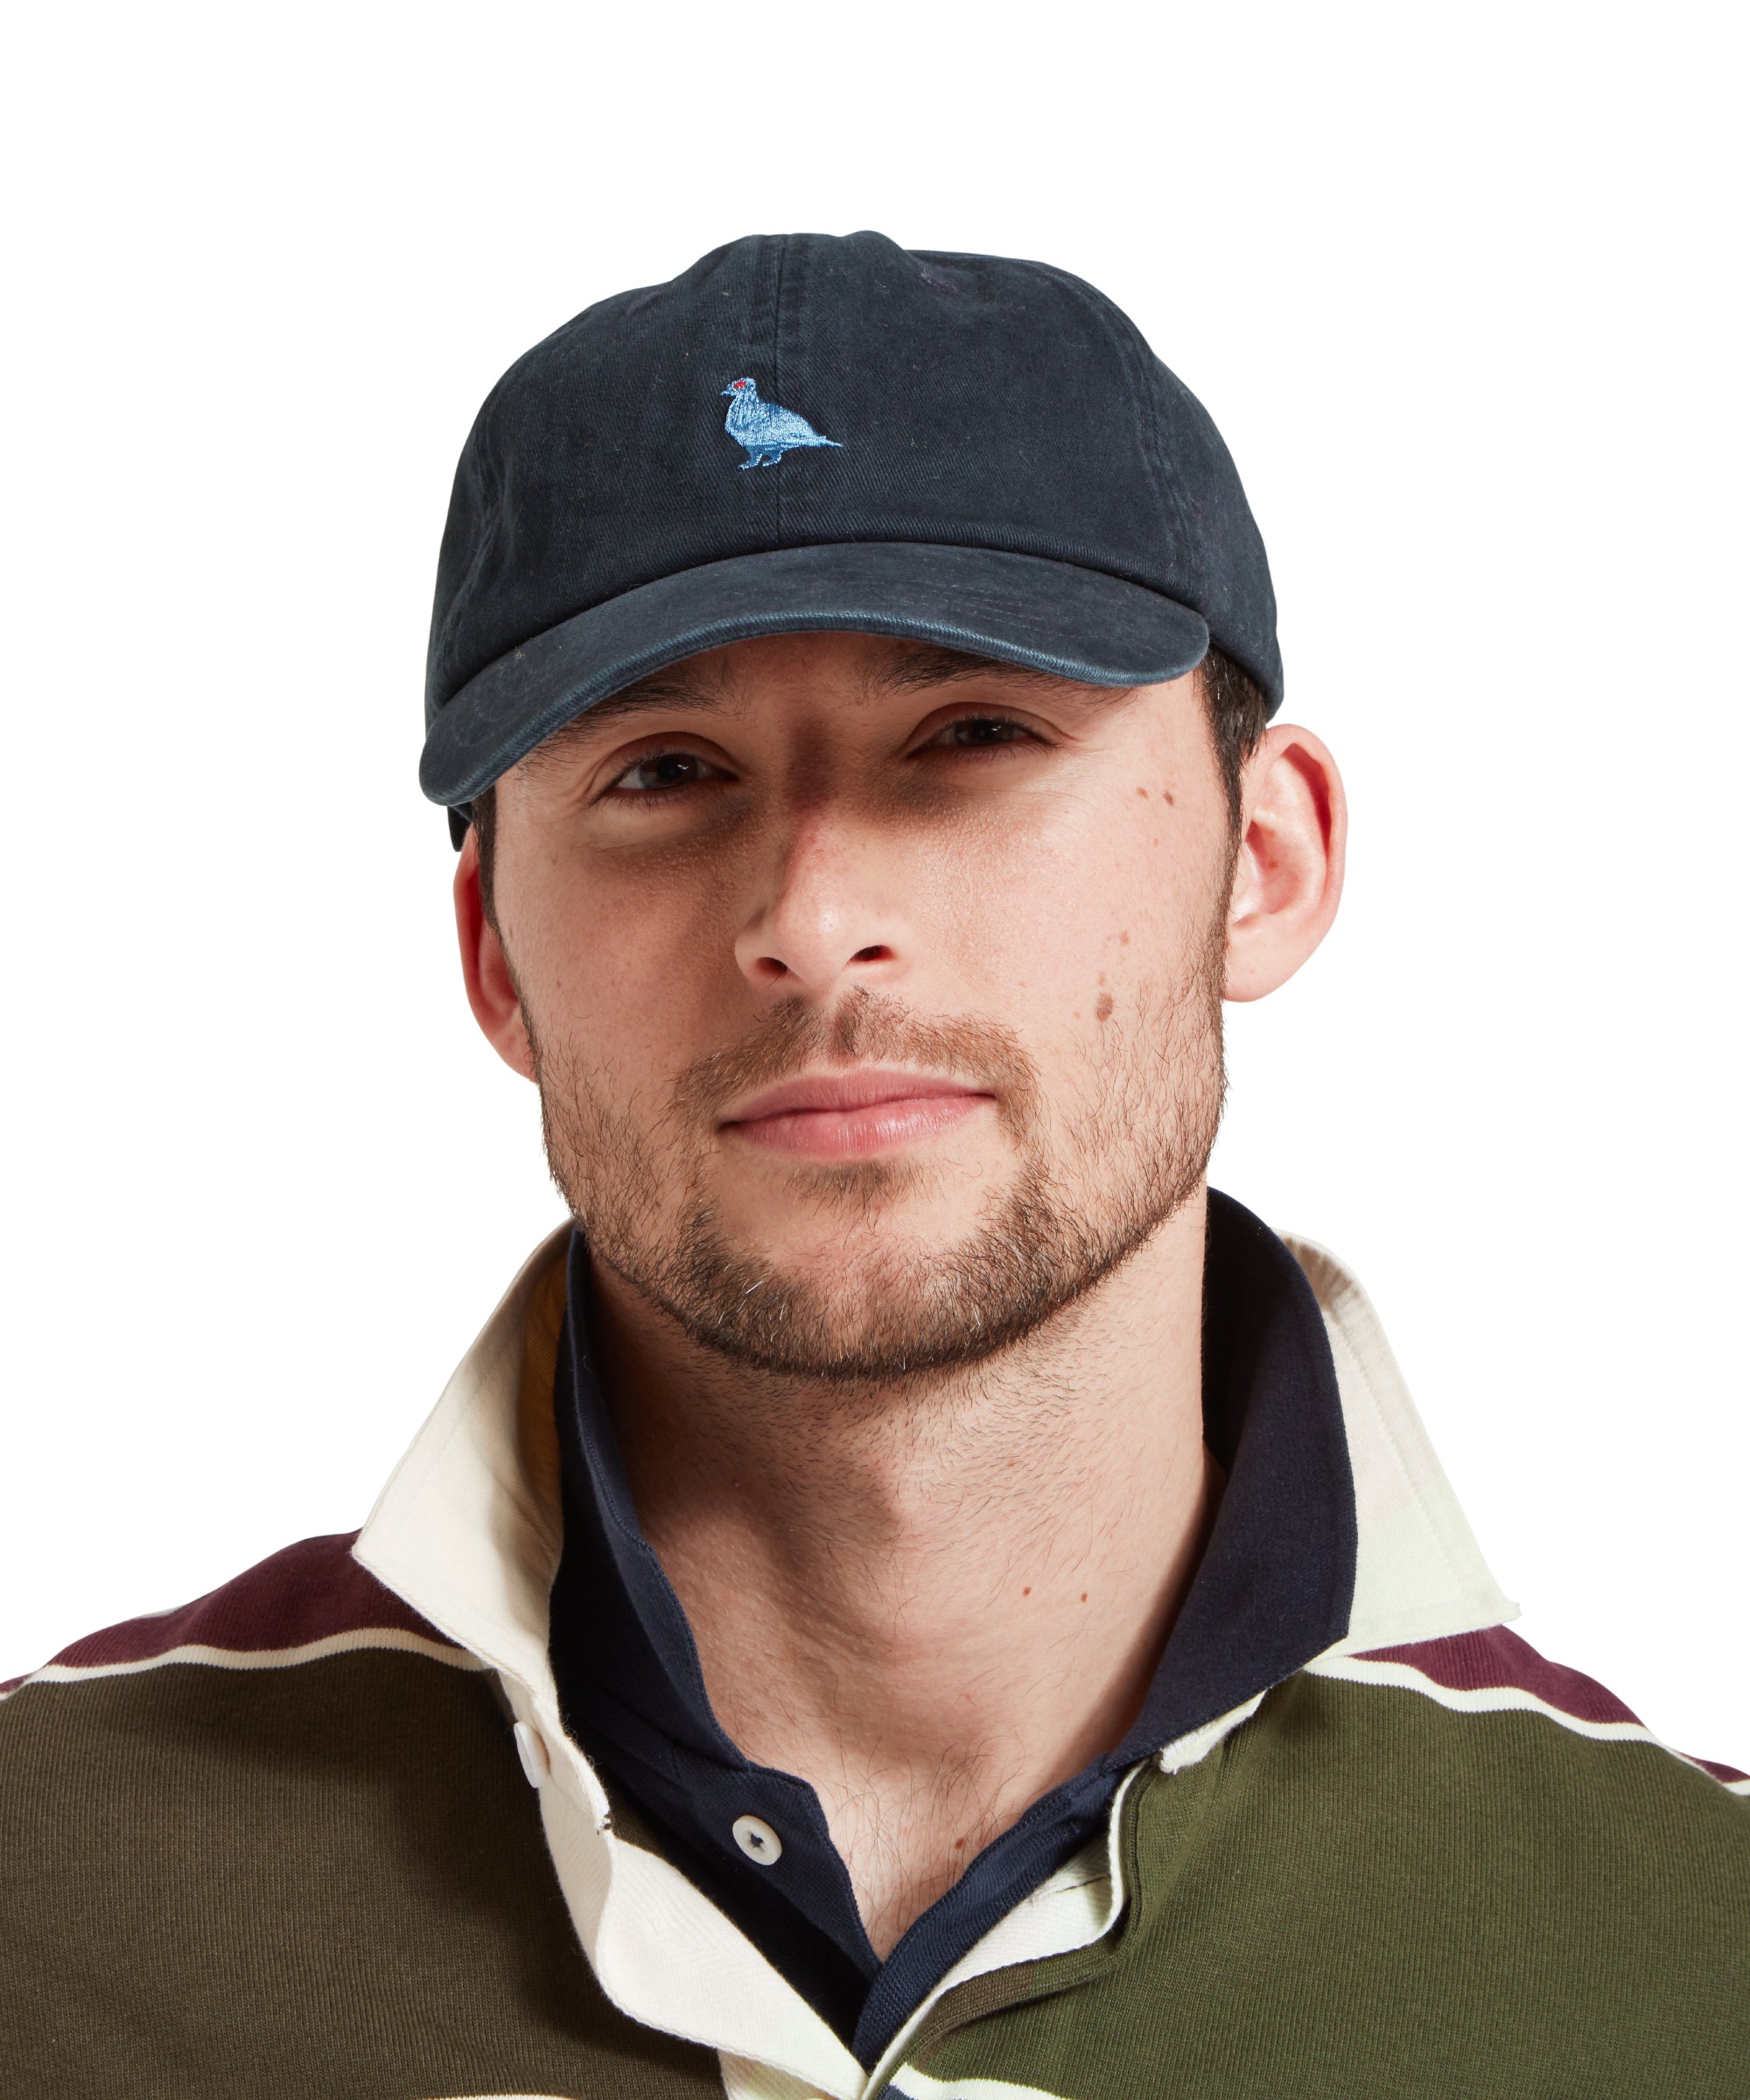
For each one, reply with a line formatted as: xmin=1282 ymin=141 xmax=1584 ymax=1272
xmin=733 ymin=809 xmax=910 ymax=1000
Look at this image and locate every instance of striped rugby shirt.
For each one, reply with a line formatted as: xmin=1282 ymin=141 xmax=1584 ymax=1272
xmin=4 ymin=1221 xmax=1746 ymax=2097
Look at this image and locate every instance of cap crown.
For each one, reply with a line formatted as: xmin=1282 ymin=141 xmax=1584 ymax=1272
xmin=427 ymin=231 xmax=1280 ymax=733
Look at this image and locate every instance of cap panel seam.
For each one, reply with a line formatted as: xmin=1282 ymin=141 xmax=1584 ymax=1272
xmin=427 ymin=388 xmax=511 ymax=721
xmin=1144 ymin=359 xmax=1204 ymax=614
xmin=1019 ymin=261 xmax=1198 ymax=615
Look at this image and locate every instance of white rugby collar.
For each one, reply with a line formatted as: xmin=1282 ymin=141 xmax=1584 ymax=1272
xmin=354 ymin=1217 xmax=1513 ymax=2098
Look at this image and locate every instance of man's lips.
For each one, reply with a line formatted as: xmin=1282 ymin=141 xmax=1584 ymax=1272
xmin=720 ymin=1068 xmax=993 ymax=1159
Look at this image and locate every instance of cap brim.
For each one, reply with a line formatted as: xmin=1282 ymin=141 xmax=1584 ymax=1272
xmin=420 ymin=541 xmax=1210 ymax=808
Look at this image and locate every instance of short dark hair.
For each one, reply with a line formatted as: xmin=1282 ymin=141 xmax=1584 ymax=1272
xmin=1200 ymin=643 xmax=1272 ymax=833
xmin=470 ymin=645 xmax=1268 ymax=931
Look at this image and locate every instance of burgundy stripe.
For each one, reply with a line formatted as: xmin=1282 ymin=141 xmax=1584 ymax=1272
xmin=1359 ymin=1626 xmax=1644 ymax=1726
xmin=6 ymin=1532 xmax=452 ymax=1686
xmin=1359 ymin=1626 xmax=1747 ymax=1783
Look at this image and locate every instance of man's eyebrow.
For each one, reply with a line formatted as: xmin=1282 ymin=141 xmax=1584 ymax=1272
xmin=577 ymin=669 xmax=734 ymax=728
xmin=521 ymin=670 xmax=732 ymax=770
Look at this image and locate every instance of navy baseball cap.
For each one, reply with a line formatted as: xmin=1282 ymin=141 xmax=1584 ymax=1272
xmin=422 ymin=231 xmax=1281 ymax=824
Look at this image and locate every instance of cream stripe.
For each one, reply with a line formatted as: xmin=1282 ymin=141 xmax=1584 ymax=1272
xmin=0 ymin=1626 xmax=487 ymax=1697
xmin=888 ymin=2069 xmax=1076 ymax=2100
xmin=1306 ymin=1652 xmax=1740 ymax=1782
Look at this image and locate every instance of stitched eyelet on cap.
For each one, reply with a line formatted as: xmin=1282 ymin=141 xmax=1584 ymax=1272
xmin=732 ymin=1814 xmax=782 ymax=1865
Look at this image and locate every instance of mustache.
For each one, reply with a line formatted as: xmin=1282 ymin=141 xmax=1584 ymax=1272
xmin=669 ymin=990 xmax=1044 ymax=1142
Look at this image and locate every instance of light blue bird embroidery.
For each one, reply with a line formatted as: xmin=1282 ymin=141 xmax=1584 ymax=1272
xmin=720 ymin=377 xmax=844 ymax=468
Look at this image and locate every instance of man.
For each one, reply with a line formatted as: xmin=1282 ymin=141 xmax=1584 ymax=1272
xmin=4 ymin=232 xmax=1744 ymax=2097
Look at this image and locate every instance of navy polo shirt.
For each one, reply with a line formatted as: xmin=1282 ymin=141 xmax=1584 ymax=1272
xmin=547 ymin=1189 xmax=1357 ymax=2065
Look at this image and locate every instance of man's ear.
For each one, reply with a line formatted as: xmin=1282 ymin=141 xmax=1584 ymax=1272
xmin=1224 ymin=724 xmax=1347 ymax=1003
xmin=454 ymin=826 xmax=537 ymax=1080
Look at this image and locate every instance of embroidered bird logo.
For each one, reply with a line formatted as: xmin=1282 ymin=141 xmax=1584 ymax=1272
xmin=720 ymin=378 xmax=844 ymax=469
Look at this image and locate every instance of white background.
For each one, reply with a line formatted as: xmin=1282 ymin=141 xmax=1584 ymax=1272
xmin=4 ymin=4 xmax=1745 ymax=1761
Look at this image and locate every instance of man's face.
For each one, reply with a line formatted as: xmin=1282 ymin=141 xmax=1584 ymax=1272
xmin=482 ymin=632 xmax=1236 ymax=1382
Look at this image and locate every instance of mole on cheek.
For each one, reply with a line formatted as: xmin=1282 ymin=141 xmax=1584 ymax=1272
xmin=1096 ymin=993 xmax=1114 ymax=1023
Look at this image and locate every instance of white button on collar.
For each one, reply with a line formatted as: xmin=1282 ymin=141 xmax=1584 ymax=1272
xmin=732 ymin=1813 xmax=782 ymax=1865
xmin=513 ymin=1719 xmax=550 ymax=1788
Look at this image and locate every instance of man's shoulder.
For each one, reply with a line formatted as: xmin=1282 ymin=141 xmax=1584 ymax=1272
xmin=1032 ymin=1628 xmax=1750 ymax=2094
xmin=0 ymin=1530 xmax=482 ymax=1707
xmin=1303 ymin=1620 xmax=1749 ymax=1802
xmin=1270 ymin=1620 xmax=1750 ymax=1942
xmin=0 ymin=1538 xmax=722 ymax=2097
xmin=0 ymin=1531 xmax=500 ymax=1858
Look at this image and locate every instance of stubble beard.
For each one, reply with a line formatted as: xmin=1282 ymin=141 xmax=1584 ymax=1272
xmin=525 ymin=922 xmax=1228 ymax=1387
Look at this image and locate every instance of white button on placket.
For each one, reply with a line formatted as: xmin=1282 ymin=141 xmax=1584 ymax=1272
xmin=732 ymin=1813 xmax=782 ymax=1865
xmin=512 ymin=1720 xmax=550 ymax=1788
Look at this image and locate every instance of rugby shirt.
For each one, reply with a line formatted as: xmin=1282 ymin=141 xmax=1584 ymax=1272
xmin=3 ymin=1214 xmax=1746 ymax=2098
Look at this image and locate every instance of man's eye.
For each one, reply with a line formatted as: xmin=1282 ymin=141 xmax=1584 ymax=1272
xmin=609 ymin=751 xmax=727 ymax=794
xmin=927 ymin=716 xmax=1034 ymax=750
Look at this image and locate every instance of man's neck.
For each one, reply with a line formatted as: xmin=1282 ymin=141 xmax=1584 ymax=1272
xmin=587 ymin=1194 xmax=1214 ymax=1961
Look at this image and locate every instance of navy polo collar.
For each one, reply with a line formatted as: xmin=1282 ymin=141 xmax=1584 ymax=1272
xmin=547 ymin=1189 xmax=1356 ymax=2065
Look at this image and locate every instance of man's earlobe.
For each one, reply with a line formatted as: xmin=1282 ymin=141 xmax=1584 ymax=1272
xmin=453 ymin=828 xmax=538 ymax=1081
xmin=1223 ymin=724 xmax=1347 ymax=1004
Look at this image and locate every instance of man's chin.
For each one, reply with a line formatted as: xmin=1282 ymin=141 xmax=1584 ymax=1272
xmin=631 ymin=1241 xmax=1012 ymax=1384
xmin=649 ymin=1278 xmax=1056 ymax=1386
xmin=600 ymin=1173 xmax=1148 ymax=1388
